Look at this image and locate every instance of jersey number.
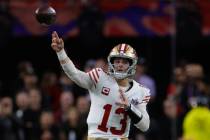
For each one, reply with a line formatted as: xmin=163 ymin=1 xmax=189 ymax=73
xmin=97 ymin=104 xmax=128 ymax=135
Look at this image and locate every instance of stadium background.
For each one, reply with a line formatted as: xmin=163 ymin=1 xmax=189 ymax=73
xmin=0 ymin=0 xmax=210 ymax=140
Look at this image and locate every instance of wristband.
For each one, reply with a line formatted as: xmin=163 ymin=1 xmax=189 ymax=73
xmin=125 ymin=104 xmax=143 ymax=124
xmin=56 ymin=49 xmax=68 ymax=60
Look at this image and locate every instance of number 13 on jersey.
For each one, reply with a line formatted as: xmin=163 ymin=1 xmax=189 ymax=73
xmin=97 ymin=104 xmax=128 ymax=135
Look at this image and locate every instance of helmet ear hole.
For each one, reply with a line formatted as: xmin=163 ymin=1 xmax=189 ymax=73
xmin=110 ymin=57 xmax=115 ymax=64
xmin=127 ymin=59 xmax=133 ymax=66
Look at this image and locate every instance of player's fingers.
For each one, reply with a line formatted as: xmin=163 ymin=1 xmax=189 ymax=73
xmin=52 ymin=32 xmax=59 ymax=43
xmin=53 ymin=31 xmax=59 ymax=39
xmin=60 ymin=38 xmax=64 ymax=45
xmin=119 ymin=90 xmax=126 ymax=101
xmin=52 ymin=31 xmax=57 ymax=39
xmin=52 ymin=38 xmax=57 ymax=43
xmin=58 ymin=38 xmax=62 ymax=44
xmin=52 ymin=32 xmax=55 ymax=38
xmin=51 ymin=43 xmax=57 ymax=47
xmin=115 ymin=102 xmax=126 ymax=108
xmin=115 ymin=102 xmax=123 ymax=106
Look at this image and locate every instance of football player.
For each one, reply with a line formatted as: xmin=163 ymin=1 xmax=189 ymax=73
xmin=51 ymin=31 xmax=150 ymax=140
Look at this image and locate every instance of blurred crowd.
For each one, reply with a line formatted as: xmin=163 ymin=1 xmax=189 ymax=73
xmin=0 ymin=58 xmax=209 ymax=140
xmin=0 ymin=0 xmax=210 ymax=140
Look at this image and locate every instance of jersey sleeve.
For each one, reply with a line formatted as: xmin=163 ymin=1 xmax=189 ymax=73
xmin=133 ymin=86 xmax=151 ymax=132
xmin=60 ymin=58 xmax=94 ymax=89
xmin=140 ymin=87 xmax=151 ymax=105
xmin=86 ymin=68 xmax=103 ymax=88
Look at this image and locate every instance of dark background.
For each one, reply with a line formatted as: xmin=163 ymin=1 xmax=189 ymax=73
xmin=1 ymin=35 xmax=210 ymax=109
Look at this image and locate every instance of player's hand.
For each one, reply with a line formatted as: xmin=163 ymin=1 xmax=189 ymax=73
xmin=51 ymin=31 xmax=64 ymax=52
xmin=115 ymin=89 xmax=129 ymax=109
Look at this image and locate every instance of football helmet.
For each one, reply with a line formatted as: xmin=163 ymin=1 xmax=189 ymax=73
xmin=107 ymin=43 xmax=138 ymax=79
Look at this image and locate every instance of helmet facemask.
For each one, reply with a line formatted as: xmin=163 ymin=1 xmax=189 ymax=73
xmin=108 ymin=56 xmax=137 ymax=80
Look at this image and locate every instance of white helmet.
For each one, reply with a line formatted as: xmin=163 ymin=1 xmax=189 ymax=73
xmin=107 ymin=43 xmax=138 ymax=79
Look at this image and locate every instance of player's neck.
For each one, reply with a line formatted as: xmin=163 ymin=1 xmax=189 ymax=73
xmin=116 ymin=78 xmax=129 ymax=87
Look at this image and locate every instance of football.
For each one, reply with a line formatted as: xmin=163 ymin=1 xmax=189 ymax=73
xmin=35 ymin=5 xmax=56 ymax=26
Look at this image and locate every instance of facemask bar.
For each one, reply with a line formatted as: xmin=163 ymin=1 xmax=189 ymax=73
xmin=107 ymin=56 xmax=137 ymax=79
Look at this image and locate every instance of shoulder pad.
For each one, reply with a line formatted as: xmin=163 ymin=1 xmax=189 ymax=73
xmin=87 ymin=68 xmax=103 ymax=85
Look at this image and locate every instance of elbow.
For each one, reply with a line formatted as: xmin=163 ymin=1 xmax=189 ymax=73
xmin=139 ymin=123 xmax=150 ymax=132
xmin=135 ymin=118 xmax=150 ymax=132
xmin=63 ymin=67 xmax=77 ymax=79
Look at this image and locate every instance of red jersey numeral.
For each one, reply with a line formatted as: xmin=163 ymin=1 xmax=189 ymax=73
xmin=98 ymin=104 xmax=112 ymax=132
xmin=97 ymin=104 xmax=128 ymax=135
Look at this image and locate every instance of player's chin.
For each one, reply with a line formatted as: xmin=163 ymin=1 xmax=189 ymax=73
xmin=116 ymin=70 xmax=125 ymax=73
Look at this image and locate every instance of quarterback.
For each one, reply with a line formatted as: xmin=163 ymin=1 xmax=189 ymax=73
xmin=51 ymin=31 xmax=150 ymax=140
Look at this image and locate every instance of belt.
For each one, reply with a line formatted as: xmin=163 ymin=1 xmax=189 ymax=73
xmin=87 ymin=137 xmax=128 ymax=140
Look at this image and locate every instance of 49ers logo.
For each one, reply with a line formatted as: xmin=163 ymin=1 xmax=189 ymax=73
xmin=101 ymin=87 xmax=110 ymax=95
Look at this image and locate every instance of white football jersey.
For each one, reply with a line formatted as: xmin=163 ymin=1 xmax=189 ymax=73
xmin=86 ymin=68 xmax=150 ymax=138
